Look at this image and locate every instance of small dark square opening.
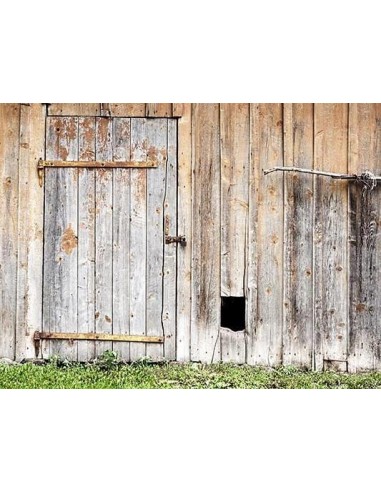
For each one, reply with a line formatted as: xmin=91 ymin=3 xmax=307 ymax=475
xmin=221 ymin=296 xmax=245 ymax=332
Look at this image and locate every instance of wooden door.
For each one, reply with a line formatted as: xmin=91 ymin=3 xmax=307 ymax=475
xmin=42 ymin=117 xmax=177 ymax=362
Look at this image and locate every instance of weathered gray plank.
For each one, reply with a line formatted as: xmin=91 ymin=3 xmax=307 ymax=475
xmin=95 ymin=117 xmax=113 ymax=357
xmin=145 ymin=119 xmax=167 ymax=361
xmin=77 ymin=117 xmax=96 ymax=361
xmin=48 ymin=104 xmax=100 ymax=116
xmin=247 ymin=104 xmax=283 ymax=367
xmin=176 ymin=104 xmax=192 ymax=362
xmin=220 ymin=328 xmax=246 ymax=364
xmin=16 ymin=104 xmax=45 ymax=360
xmin=163 ymin=119 xmax=178 ymax=360
xmin=112 ymin=117 xmax=131 ymax=361
xmin=283 ymin=104 xmax=314 ymax=368
xmin=129 ymin=118 xmax=148 ymax=361
xmin=348 ymin=104 xmax=381 ymax=372
xmin=314 ymin=104 xmax=349 ymax=371
xmin=44 ymin=117 xmax=79 ymax=360
xmin=191 ymin=104 xmax=221 ymax=363
xmin=0 ymin=104 xmax=20 ymax=359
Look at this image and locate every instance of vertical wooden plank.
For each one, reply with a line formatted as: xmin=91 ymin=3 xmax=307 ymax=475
xmin=77 ymin=117 xmax=96 ymax=361
xmin=0 ymin=104 xmax=20 ymax=359
xmin=112 ymin=117 xmax=131 ymax=361
xmin=43 ymin=117 xmax=79 ymax=360
xmin=16 ymin=104 xmax=45 ymax=361
xmin=246 ymin=104 xmax=283 ymax=367
xmin=95 ymin=117 xmax=113 ymax=357
xmin=348 ymin=104 xmax=381 ymax=372
xmin=220 ymin=328 xmax=246 ymax=364
xmin=145 ymin=119 xmax=167 ymax=361
xmin=176 ymin=104 xmax=192 ymax=362
xmin=283 ymin=104 xmax=314 ymax=368
xmin=108 ymin=104 xmax=146 ymax=117
xmin=191 ymin=104 xmax=221 ymax=363
xmin=314 ymin=104 xmax=349 ymax=371
xmin=48 ymin=104 xmax=100 ymax=116
xmin=220 ymin=104 xmax=249 ymax=364
xmin=146 ymin=104 xmax=173 ymax=117
xmin=163 ymin=119 xmax=178 ymax=360
xmin=129 ymin=118 xmax=147 ymax=361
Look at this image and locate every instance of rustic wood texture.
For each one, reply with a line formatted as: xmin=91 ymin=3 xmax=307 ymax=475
xmin=283 ymin=104 xmax=314 ymax=368
xmin=220 ymin=328 xmax=246 ymax=364
xmin=95 ymin=118 xmax=113 ymax=357
xmin=48 ymin=104 xmax=101 ymax=116
xmin=16 ymin=104 xmax=45 ymax=360
xmin=145 ymin=119 xmax=167 ymax=361
xmin=77 ymin=117 xmax=96 ymax=361
xmin=36 ymin=332 xmax=163 ymax=342
xmin=129 ymin=119 xmax=148 ymax=361
xmin=176 ymin=104 xmax=192 ymax=362
xmin=314 ymin=104 xmax=349 ymax=370
xmin=112 ymin=117 xmax=131 ymax=361
xmin=108 ymin=104 xmax=146 ymax=117
xmin=146 ymin=104 xmax=173 ymax=117
xmin=348 ymin=104 xmax=381 ymax=372
xmin=191 ymin=104 xmax=221 ymax=363
xmin=43 ymin=117 xmax=79 ymax=360
xmin=39 ymin=160 xmax=157 ymax=169
xmin=247 ymin=104 xmax=284 ymax=367
xmin=0 ymin=104 xmax=20 ymax=359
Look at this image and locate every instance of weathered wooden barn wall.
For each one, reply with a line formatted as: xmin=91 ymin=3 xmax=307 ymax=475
xmin=1 ymin=103 xmax=381 ymax=371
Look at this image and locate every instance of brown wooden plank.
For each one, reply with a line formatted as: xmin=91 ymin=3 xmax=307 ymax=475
xmin=246 ymin=104 xmax=283 ymax=367
xmin=314 ymin=104 xmax=349 ymax=371
xmin=107 ymin=104 xmax=146 ymax=117
xmin=77 ymin=117 xmax=96 ymax=361
xmin=112 ymin=117 xmax=131 ymax=361
xmin=0 ymin=104 xmax=20 ymax=359
xmin=39 ymin=160 xmax=157 ymax=168
xmin=129 ymin=118 xmax=148 ymax=361
xmin=48 ymin=104 xmax=100 ymax=116
xmin=16 ymin=104 xmax=45 ymax=360
xmin=283 ymin=104 xmax=314 ymax=368
xmin=176 ymin=104 xmax=192 ymax=362
xmin=146 ymin=104 xmax=173 ymax=117
xmin=95 ymin=117 xmax=113 ymax=357
xmin=36 ymin=332 xmax=163 ymax=342
xmin=191 ymin=103 xmax=221 ymax=363
xmin=43 ymin=117 xmax=79 ymax=360
xmin=348 ymin=104 xmax=381 ymax=372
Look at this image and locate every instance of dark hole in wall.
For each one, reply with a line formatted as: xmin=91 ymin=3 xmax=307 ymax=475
xmin=221 ymin=297 xmax=245 ymax=332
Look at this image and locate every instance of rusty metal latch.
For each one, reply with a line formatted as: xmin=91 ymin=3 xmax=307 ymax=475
xmin=165 ymin=235 xmax=187 ymax=245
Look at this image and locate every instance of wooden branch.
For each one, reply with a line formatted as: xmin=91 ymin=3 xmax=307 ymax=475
xmin=263 ymin=166 xmax=358 ymax=179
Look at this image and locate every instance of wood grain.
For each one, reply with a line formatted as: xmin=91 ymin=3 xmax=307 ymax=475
xmin=48 ymin=104 xmax=100 ymax=116
xmin=283 ymin=104 xmax=314 ymax=368
xmin=146 ymin=104 xmax=173 ymax=117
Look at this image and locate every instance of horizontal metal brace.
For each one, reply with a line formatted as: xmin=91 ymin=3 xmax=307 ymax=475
xmin=34 ymin=331 xmax=163 ymax=343
xmin=37 ymin=158 xmax=157 ymax=186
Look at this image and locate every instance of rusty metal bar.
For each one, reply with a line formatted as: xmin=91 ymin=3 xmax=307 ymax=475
xmin=34 ymin=332 xmax=164 ymax=343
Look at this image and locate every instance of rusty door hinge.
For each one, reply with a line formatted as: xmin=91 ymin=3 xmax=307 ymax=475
xmin=165 ymin=235 xmax=187 ymax=245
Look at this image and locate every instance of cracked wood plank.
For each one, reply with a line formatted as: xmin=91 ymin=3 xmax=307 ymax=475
xmin=95 ymin=117 xmax=113 ymax=357
xmin=77 ymin=117 xmax=96 ymax=361
xmin=112 ymin=117 xmax=131 ymax=361
xmin=176 ymin=104 xmax=192 ymax=362
xmin=146 ymin=118 xmax=167 ymax=361
xmin=191 ymin=104 xmax=221 ymax=363
xmin=43 ymin=117 xmax=79 ymax=360
xmin=246 ymin=104 xmax=283 ymax=366
xmin=16 ymin=104 xmax=45 ymax=360
xmin=314 ymin=104 xmax=349 ymax=370
xmin=220 ymin=328 xmax=246 ymax=364
xmin=283 ymin=104 xmax=314 ymax=368
xmin=0 ymin=104 xmax=20 ymax=359
xmin=48 ymin=104 xmax=101 ymax=116
xmin=129 ymin=118 xmax=148 ymax=361
xmin=163 ymin=119 xmax=177 ymax=360
xmin=348 ymin=103 xmax=381 ymax=372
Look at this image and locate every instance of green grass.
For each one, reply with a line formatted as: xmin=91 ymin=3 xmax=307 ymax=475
xmin=1 ymin=358 xmax=381 ymax=388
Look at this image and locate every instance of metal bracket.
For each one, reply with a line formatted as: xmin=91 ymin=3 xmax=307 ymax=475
xmin=165 ymin=235 xmax=187 ymax=245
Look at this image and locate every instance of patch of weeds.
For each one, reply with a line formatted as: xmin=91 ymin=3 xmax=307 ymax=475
xmin=93 ymin=350 xmax=120 ymax=370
